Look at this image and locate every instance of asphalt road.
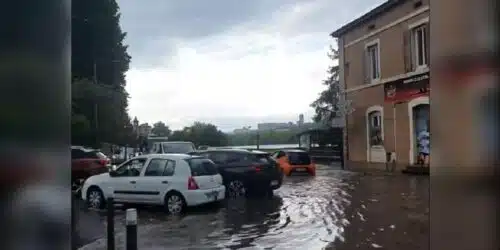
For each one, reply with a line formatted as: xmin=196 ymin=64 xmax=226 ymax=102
xmin=76 ymin=164 xmax=429 ymax=250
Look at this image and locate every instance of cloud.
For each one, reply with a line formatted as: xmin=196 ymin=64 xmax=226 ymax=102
xmin=120 ymin=0 xmax=385 ymax=131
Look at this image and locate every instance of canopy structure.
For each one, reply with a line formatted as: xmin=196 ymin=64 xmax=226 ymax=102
xmin=296 ymin=127 xmax=343 ymax=148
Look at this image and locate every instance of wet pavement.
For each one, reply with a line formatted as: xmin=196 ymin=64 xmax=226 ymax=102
xmin=76 ymin=164 xmax=429 ymax=250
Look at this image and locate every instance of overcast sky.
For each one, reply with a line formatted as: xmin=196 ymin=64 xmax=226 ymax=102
xmin=119 ymin=0 xmax=384 ymax=131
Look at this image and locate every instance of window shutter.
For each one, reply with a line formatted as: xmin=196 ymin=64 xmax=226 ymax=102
xmin=403 ymin=30 xmax=413 ymax=72
xmin=424 ymin=23 xmax=430 ymax=66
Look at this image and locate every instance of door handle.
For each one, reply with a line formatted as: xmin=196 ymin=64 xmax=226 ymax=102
xmin=161 ymin=181 xmax=168 ymax=184
xmin=130 ymin=180 xmax=136 ymax=184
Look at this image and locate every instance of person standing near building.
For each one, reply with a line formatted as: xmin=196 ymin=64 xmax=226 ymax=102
xmin=417 ymin=125 xmax=430 ymax=166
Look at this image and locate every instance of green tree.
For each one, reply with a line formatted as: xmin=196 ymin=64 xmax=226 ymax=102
xmin=71 ymin=0 xmax=132 ymax=147
xmin=310 ymin=45 xmax=341 ymax=125
xmin=151 ymin=122 xmax=171 ymax=137
xmin=170 ymin=122 xmax=228 ymax=147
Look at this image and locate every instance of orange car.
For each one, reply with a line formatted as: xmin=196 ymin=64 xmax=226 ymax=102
xmin=272 ymin=149 xmax=316 ymax=176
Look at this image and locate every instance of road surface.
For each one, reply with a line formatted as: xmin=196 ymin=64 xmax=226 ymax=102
xmin=76 ymin=164 xmax=429 ymax=249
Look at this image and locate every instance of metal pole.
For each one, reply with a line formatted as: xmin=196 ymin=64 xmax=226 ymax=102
xmin=256 ymin=132 xmax=260 ymax=150
xmin=107 ymin=197 xmax=115 ymax=250
xmin=393 ymin=103 xmax=397 ymax=159
xmin=93 ymin=61 xmax=99 ymax=146
xmin=126 ymin=208 xmax=138 ymax=250
xmin=71 ymin=196 xmax=77 ymax=250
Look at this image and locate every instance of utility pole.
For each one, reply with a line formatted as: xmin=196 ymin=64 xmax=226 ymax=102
xmin=256 ymin=132 xmax=260 ymax=150
xmin=93 ymin=61 xmax=99 ymax=147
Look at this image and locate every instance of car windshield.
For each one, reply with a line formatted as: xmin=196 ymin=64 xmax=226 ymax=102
xmin=162 ymin=142 xmax=195 ymax=153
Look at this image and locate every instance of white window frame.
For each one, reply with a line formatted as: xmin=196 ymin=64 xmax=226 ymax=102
xmin=364 ymin=39 xmax=381 ymax=83
xmin=366 ymin=105 xmax=384 ymax=149
xmin=409 ymin=17 xmax=429 ymax=71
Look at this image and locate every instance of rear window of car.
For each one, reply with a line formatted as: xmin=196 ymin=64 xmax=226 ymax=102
xmin=249 ymin=153 xmax=274 ymax=165
xmin=287 ymin=152 xmax=311 ymax=165
xmin=71 ymin=149 xmax=107 ymax=160
xmin=94 ymin=151 xmax=108 ymax=159
xmin=185 ymin=157 xmax=218 ymax=176
xmin=162 ymin=142 xmax=196 ymax=153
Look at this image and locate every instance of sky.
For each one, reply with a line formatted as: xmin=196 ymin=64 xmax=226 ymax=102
xmin=119 ymin=0 xmax=385 ymax=132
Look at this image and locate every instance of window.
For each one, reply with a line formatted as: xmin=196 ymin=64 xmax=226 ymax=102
xmin=271 ymin=151 xmax=280 ymax=158
xmin=161 ymin=142 xmax=196 ymax=154
xmin=164 ymin=161 xmax=175 ymax=176
xmin=287 ymin=152 xmax=311 ymax=165
xmin=207 ymin=152 xmax=228 ymax=164
xmin=412 ymin=25 xmax=427 ymax=67
xmin=226 ymin=152 xmax=244 ymax=163
xmin=144 ymin=158 xmax=175 ymax=176
xmin=368 ymin=111 xmax=383 ymax=146
xmin=185 ymin=158 xmax=218 ymax=176
xmin=114 ymin=158 xmax=147 ymax=177
xmin=276 ymin=151 xmax=286 ymax=158
xmin=366 ymin=43 xmax=380 ymax=80
xmin=71 ymin=149 xmax=86 ymax=159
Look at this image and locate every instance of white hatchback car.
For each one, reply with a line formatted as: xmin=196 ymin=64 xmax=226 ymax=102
xmin=81 ymin=154 xmax=225 ymax=214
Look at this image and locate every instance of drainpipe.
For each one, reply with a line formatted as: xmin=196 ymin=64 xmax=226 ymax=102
xmin=391 ymin=101 xmax=405 ymax=171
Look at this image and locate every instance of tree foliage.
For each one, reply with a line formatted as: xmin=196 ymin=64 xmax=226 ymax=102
xmin=151 ymin=122 xmax=171 ymax=137
xmin=310 ymin=45 xmax=341 ymax=125
xmin=71 ymin=0 xmax=133 ymax=147
xmin=169 ymin=122 xmax=228 ymax=147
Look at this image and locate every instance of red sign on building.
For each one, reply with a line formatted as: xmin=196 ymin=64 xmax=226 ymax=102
xmin=384 ymin=72 xmax=430 ymax=103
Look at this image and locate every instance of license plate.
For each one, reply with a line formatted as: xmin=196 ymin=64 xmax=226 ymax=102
xmin=205 ymin=191 xmax=218 ymax=200
xmin=270 ymin=180 xmax=279 ymax=186
xmin=295 ymin=168 xmax=307 ymax=172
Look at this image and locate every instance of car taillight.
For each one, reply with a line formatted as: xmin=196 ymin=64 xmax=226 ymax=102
xmin=252 ymin=165 xmax=262 ymax=172
xmin=98 ymin=159 xmax=109 ymax=166
xmin=188 ymin=176 xmax=199 ymax=190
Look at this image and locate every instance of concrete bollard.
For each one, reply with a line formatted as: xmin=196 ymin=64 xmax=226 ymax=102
xmin=107 ymin=197 xmax=115 ymax=250
xmin=126 ymin=208 xmax=138 ymax=250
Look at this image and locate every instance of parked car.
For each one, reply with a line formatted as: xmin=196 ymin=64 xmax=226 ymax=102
xmin=190 ymin=149 xmax=283 ymax=197
xmin=271 ymin=149 xmax=316 ymax=176
xmin=81 ymin=153 xmax=225 ymax=214
xmin=149 ymin=141 xmax=196 ymax=154
xmin=72 ymin=146 xmax=111 ymax=194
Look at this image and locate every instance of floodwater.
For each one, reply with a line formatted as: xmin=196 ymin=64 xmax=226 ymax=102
xmin=76 ymin=165 xmax=429 ymax=250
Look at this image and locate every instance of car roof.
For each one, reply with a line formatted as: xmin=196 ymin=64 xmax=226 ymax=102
xmin=198 ymin=148 xmax=270 ymax=155
xmin=282 ymin=149 xmax=308 ymax=153
xmin=161 ymin=141 xmax=194 ymax=144
xmin=140 ymin=153 xmax=198 ymax=161
xmin=71 ymin=146 xmax=98 ymax=152
xmin=201 ymin=148 xmax=251 ymax=153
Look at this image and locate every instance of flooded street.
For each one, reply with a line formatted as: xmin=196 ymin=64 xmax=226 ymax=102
xmin=77 ymin=164 xmax=429 ymax=250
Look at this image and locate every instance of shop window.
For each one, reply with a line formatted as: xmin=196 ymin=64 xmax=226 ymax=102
xmin=368 ymin=111 xmax=383 ymax=146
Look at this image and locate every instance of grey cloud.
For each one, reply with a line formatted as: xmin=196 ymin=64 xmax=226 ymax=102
xmin=117 ymin=0 xmax=329 ymax=68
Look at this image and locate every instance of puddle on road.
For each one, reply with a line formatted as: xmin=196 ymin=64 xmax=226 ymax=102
xmin=78 ymin=165 xmax=429 ymax=250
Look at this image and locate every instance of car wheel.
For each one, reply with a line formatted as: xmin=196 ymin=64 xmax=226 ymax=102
xmin=165 ymin=192 xmax=186 ymax=215
xmin=86 ymin=187 xmax=105 ymax=210
xmin=227 ymin=180 xmax=246 ymax=198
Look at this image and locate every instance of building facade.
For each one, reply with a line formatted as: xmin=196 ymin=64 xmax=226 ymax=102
xmin=332 ymin=0 xmax=430 ymax=168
